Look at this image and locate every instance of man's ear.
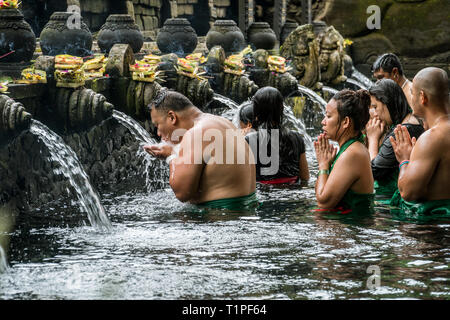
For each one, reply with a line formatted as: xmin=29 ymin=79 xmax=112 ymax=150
xmin=392 ymin=67 xmax=399 ymax=79
xmin=420 ymin=90 xmax=428 ymax=105
xmin=167 ymin=111 xmax=177 ymax=125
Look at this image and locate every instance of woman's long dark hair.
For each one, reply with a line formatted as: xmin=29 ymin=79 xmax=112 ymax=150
xmin=251 ymin=86 xmax=284 ymax=131
xmin=369 ymin=78 xmax=411 ymax=126
xmin=239 ymin=101 xmax=254 ymax=125
xmin=249 ymin=86 xmax=302 ymax=163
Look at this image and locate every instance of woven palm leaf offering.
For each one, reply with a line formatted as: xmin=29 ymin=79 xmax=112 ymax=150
xmin=16 ymin=67 xmax=47 ymax=84
xmin=54 ymin=55 xmax=85 ymax=88
xmin=83 ymin=55 xmax=106 ymax=79
xmin=0 ymin=0 xmax=19 ymax=9
xmin=130 ymin=60 xmax=161 ymax=83
xmin=0 ymin=82 xmax=8 ymax=93
xmin=224 ymin=46 xmax=252 ymax=76
xmin=143 ymin=54 xmax=162 ymax=65
xmin=267 ymin=55 xmax=292 ymax=74
xmin=176 ymin=57 xmax=207 ymax=80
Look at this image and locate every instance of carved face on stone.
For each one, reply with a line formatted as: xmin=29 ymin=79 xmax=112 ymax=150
xmin=289 ymin=28 xmax=316 ymax=78
xmin=280 ymin=24 xmax=320 ymax=87
xmin=321 ymin=27 xmax=342 ymax=51
xmin=292 ymin=32 xmax=311 ymax=56
xmin=319 ymin=27 xmax=343 ymax=70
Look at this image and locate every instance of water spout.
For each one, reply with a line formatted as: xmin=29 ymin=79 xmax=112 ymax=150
xmin=0 ymin=246 xmax=7 ymax=273
xmin=30 ymin=121 xmax=112 ymax=231
xmin=0 ymin=202 xmax=15 ymax=274
xmin=322 ymin=86 xmax=339 ymax=97
xmin=292 ymin=85 xmax=328 ymax=108
xmin=112 ymin=110 xmax=169 ymax=191
xmin=350 ymin=67 xmax=374 ymax=89
xmin=283 ymin=104 xmax=313 ymax=150
xmin=345 ymin=78 xmax=368 ymax=90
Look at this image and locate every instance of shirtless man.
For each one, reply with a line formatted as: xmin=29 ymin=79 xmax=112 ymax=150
xmin=144 ymin=90 xmax=256 ymax=208
xmin=390 ymin=67 xmax=450 ymax=213
xmin=372 ymin=53 xmax=413 ymax=108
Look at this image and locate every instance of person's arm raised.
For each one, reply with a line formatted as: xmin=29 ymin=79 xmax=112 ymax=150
xmin=366 ymin=117 xmax=385 ymax=160
xmin=390 ymin=125 xmax=438 ymax=201
xmin=169 ymin=128 xmax=205 ymax=203
xmin=314 ymin=135 xmax=359 ymax=209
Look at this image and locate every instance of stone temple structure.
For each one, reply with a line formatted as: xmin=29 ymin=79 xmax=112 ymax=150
xmin=16 ymin=0 xmax=449 ymax=80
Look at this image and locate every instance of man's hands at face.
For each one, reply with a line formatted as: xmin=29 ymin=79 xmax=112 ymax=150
xmin=143 ymin=143 xmax=174 ymax=159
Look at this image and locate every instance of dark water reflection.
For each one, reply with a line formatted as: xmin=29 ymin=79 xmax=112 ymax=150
xmin=1 ymin=176 xmax=449 ymax=299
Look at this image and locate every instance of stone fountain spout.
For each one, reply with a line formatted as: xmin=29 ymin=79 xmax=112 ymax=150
xmin=0 ymin=94 xmax=32 ymax=143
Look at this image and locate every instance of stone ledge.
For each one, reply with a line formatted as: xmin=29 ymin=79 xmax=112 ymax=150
xmin=5 ymin=83 xmax=47 ymax=101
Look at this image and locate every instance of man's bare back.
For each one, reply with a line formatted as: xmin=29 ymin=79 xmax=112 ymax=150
xmin=145 ymin=90 xmax=256 ymax=206
xmin=174 ymin=113 xmax=256 ymax=204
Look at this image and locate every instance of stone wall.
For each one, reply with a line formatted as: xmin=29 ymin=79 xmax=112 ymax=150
xmin=316 ymin=0 xmax=450 ymax=79
xmin=132 ymin=0 xmax=162 ymax=32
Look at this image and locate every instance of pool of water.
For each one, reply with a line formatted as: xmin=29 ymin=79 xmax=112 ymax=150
xmin=1 ymin=154 xmax=449 ymax=300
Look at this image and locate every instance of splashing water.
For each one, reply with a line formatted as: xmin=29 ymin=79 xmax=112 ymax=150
xmin=112 ymin=110 xmax=169 ymax=191
xmin=345 ymin=78 xmax=368 ymax=90
xmin=0 ymin=246 xmax=8 ymax=274
xmin=212 ymin=93 xmax=240 ymax=109
xmin=293 ymin=85 xmax=327 ymax=109
xmin=283 ymin=104 xmax=313 ymax=150
xmin=113 ymin=110 xmax=154 ymax=144
xmin=350 ymin=67 xmax=374 ymax=89
xmin=322 ymin=86 xmax=339 ymax=97
xmin=30 ymin=121 xmax=112 ymax=231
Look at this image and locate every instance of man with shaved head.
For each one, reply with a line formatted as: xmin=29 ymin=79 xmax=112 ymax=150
xmin=389 ymin=67 xmax=450 ymax=215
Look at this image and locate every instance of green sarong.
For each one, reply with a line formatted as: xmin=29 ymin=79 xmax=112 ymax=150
xmin=390 ymin=190 xmax=450 ymax=216
xmin=329 ymin=137 xmax=375 ymax=213
xmin=374 ymin=174 xmax=398 ymax=205
xmin=198 ymin=192 xmax=259 ymax=210
xmin=340 ymin=189 xmax=375 ymax=214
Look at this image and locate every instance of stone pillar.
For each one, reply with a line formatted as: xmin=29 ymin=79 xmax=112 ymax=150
xmin=273 ymin=0 xmax=287 ymax=41
xmin=239 ymin=0 xmax=254 ymax=38
xmin=170 ymin=0 xmax=178 ymax=18
xmin=301 ymin=0 xmax=308 ymax=25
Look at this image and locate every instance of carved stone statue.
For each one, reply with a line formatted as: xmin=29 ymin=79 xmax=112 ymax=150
xmin=318 ymin=26 xmax=347 ymax=85
xmin=280 ymin=24 xmax=321 ymax=89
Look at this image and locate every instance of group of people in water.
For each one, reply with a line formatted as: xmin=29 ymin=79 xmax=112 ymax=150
xmin=144 ymin=53 xmax=449 ymax=216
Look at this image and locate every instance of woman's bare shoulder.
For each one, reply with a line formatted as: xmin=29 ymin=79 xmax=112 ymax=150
xmin=338 ymin=141 xmax=370 ymax=164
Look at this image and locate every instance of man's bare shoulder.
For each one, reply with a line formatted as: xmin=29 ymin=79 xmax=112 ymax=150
xmin=413 ymin=120 xmax=450 ymax=156
xmin=418 ymin=120 xmax=450 ymax=144
xmin=196 ymin=114 xmax=236 ymax=130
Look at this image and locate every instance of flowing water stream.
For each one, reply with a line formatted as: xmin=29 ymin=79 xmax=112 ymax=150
xmin=29 ymin=121 xmax=112 ymax=231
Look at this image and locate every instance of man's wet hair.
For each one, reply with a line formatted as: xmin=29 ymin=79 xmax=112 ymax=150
xmin=149 ymin=89 xmax=194 ymax=113
xmin=372 ymin=53 xmax=404 ymax=76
